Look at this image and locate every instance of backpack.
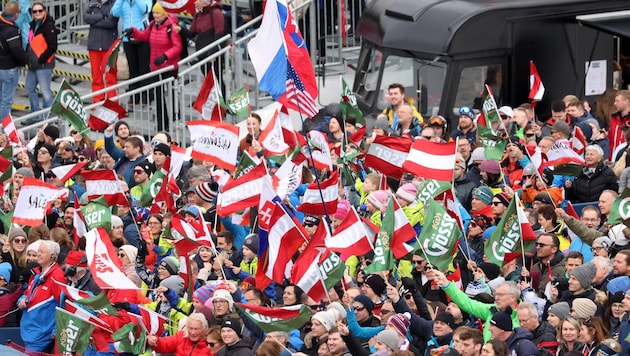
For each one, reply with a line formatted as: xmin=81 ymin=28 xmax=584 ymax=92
xmin=149 ymin=21 xmax=188 ymax=60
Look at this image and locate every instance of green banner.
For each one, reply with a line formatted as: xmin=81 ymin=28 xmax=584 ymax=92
xmin=56 ymin=307 xmax=95 ymax=355
xmin=484 ymin=197 xmax=523 ymax=266
xmin=365 ymin=197 xmax=395 ymax=273
xmin=418 ymin=199 xmax=461 ymax=270
xmin=51 ymin=80 xmax=89 ymax=135
xmin=417 ymin=179 xmax=451 ymax=204
xmin=608 ymin=188 xmax=630 ymax=228
xmin=75 ymin=292 xmax=119 ymax=316
xmin=80 ymin=196 xmax=111 ymax=232
xmin=234 ymin=150 xmax=260 ymax=179
xmin=140 ymin=170 xmax=166 ymax=207
xmin=226 ymin=86 xmax=249 ymax=117
xmin=340 ymin=77 xmax=364 ymax=126
xmin=112 ymin=322 xmax=146 ymax=354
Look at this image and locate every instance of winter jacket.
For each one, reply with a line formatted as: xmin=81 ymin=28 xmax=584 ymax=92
xmin=619 ymin=313 xmax=630 ymax=354
xmin=26 ymin=13 xmax=57 ymax=69
xmin=18 ymin=263 xmax=65 ymax=351
xmin=382 ymin=97 xmax=424 ymax=126
xmin=104 ymin=130 xmax=146 ymax=188
xmin=454 ymin=172 xmax=478 ymax=211
xmin=180 ymin=4 xmax=224 ymax=51
xmin=504 ymin=327 xmax=538 ymax=356
xmin=442 ymin=282 xmax=520 ymax=341
xmin=216 ymin=339 xmax=255 ymax=356
xmin=152 ymin=330 xmax=212 ymax=356
xmin=0 ymin=13 xmax=27 ymax=69
xmin=556 ymin=341 xmax=586 ymax=356
xmin=131 ymin=287 xmax=193 ymax=336
xmin=83 ymin=0 xmax=118 ymax=51
xmin=531 ymin=251 xmax=566 ymax=297
xmin=131 ymin=14 xmax=182 ymax=71
xmin=0 ymin=282 xmax=22 ymax=327
xmin=530 ymin=321 xmax=558 ymax=354
xmin=110 ymin=0 xmax=151 ymax=42
xmin=608 ymin=111 xmax=630 ymax=161
xmin=566 ymin=161 xmax=618 ymax=203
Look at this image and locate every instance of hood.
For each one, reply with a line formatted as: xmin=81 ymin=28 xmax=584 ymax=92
xmin=505 ymin=327 xmax=534 ymax=346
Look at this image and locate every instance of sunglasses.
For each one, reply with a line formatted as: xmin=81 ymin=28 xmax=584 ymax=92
xmin=207 ymin=342 xmax=217 ymax=348
xmin=307 ymin=304 xmax=320 ymax=311
xmin=404 ymin=293 xmax=413 ymax=300
xmin=70 ymin=130 xmax=78 ymax=135
xmin=38 ymin=150 xmax=50 ymax=154
xmin=491 ymin=201 xmax=503 ymax=206
xmin=303 ymin=223 xmax=315 ymax=227
xmin=118 ymin=253 xmax=126 ymax=258
xmin=13 ymin=238 xmax=27 ymax=244
xmin=31 ymin=9 xmax=44 ymax=13
xmin=64 ymin=147 xmax=74 ymax=152
xmin=134 ymin=170 xmax=145 ymax=175
xmin=413 ymin=260 xmax=425 ymax=265
xmin=422 ymin=135 xmax=433 ymax=140
xmin=535 ymin=242 xmax=552 ymax=248
xmin=381 ymin=309 xmax=394 ymax=314
xmin=78 ymin=156 xmax=87 ymax=162
xmin=353 ymin=306 xmax=366 ymax=311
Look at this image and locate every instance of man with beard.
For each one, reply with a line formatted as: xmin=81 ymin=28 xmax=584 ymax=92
xmin=450 ymin=106 xmax=477 ymax=143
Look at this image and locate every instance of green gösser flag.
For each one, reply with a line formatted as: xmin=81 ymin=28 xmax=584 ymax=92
xmin=364 ymin=197 xmax=395 ymax=274
xmin=484 ymin=196 xmax=521 ymax=266
xmin=112 ymin=322 xmax=146 ymax=354
xmin=51 ymin=80 xmax=89 ymax=135
xmin=140 ymin=170 xmax=166 ymax=207
xmin=56 ymin=307 xmax=95 ymax=355
xmin=416 ymin=179 xmax=451 ymax=204
xmin=340 ymin=77 xmax=364 ymax=126
xmin=80 ymin=195 xmax=111 ymax=231
xmin=226 ymin=86 xmax=250 ymax=117
xmin=478 ymin=85 xmax=507 ymax=160
xmin=418 ymin=198 xmax=461 ymax=270
xmin=608 ymin=188 xmax=630 ymax=227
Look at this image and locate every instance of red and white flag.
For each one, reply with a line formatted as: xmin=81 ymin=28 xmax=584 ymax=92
xmin=390 ymin=196 xmax=417 ymax=258
xmin=73 ymin=192 xmax=88 ymax=245
xmin=528 ymin=61 xmax=545 ymax=105
xmin=259 ymin=109 xmax=290 ymax=156
xmin=150 ymin=173 xmax=180 ymax=215
xmin=543 ymin=140 xmax=586 ymax=167
xmin=88 ymin=99 xmax=127 ymax=132
xmin=169 ymin=145 xmax=188 ymax=178
xmin=272 ymin=159 xmax=303 ymax=198
xmin=53 ymin=279 xmax=91 ymax=301
xmin=51 ymin=161 xmax=89 ymax=183
xmin=65 ymin=300 xmax=113 ymax=332
xmin=279 ymin=105 xmax=298 ymax=147
xmin=2 ymin=114 xmax=20 ymax=145
xmin=302 ymin=130 xmax=332 ymax=171
xmin=364 ymin=135 xmax=412 ymax=178
xmin=292 ymin=222 xmax=333 ymax=302
xmin=192 ymin=67 xmax=225 ymax=121
xmin=158 ymin=0 xmax=195 ymax=16
xmin=403 ymin=140 xmax=457 ymax=182
xmin=217 ymin=164 xmax=267 ymax=216
xmin=82 ymin=169 xmax=129 ymax=207
xmin=166 ymin=215 xmax=203 ymax=256
xmin=296 ymin=170 xmax=339 ymax=215
xmin=326 ymin=206 xmax=377 ymax=255
xmin=84 ymin=228 xmax=140 ymax=289
xmin=135 ymin=305 xmax=168 ymax=336
xmin=13 ymin=177 xmax=63 ymax=226
xmin=571 ymin=126 xmax=587 ymax=155
xmin=516 ymin=196 xmax=537 ymax=242
xmin=187 ymin=120 xmax=240 ymax=170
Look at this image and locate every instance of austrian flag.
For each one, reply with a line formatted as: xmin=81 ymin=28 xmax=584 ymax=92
xmin=403 ymin=140 xmax=457 ymax=182
xmin=83 ymin=169 xmax=128 ymax=206
xmin=326 ymin=206 xmax=377 ymax=256
xmin=88 ymin=99 xmax=127 ymax=132
xmin=364 ymin=136 xmax=412 ymax=178
xmin=13 ymin=177 xmax=63 ymax=226
xmin=217 ymin=164 xmax=267 ymax=216
xmin=187 ymin=120 xmax=240 ymax=170
xmin=1 ymin=114 xmax=19 ymax=144
xmin=296 ymin=170 xmax=338 ymax=215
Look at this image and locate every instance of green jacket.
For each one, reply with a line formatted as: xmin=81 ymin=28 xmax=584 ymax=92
xmin=442 ymin=282 xmax=520 ymax=341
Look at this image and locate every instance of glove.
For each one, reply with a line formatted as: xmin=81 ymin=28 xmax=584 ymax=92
xmin=138 ymin=239 xmax=149 ymax=260
xmin=122 ymin=28 xmax=134 ymax=37
xmin=113 ymin=302 xmax=130 ymax=311
xmin=401 ymin=277 xmax=418 ymax=294
xmin=154 ymin=54 xmax=167 ymax=66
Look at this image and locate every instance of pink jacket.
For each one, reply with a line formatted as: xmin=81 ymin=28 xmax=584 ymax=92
xmin=132 ymin=14 xmax=182 ymax=71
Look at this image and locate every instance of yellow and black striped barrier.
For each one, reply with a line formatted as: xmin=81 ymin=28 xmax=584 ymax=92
xmin=52 ymin=69 xmax=92 ymax=82
xmin=11 ymin=103 xmax=30 ymax=111
xmin=17 ymin=83 xmax=58 ymax=95
xmin=56 ymin=49 xmax=90 ymax=61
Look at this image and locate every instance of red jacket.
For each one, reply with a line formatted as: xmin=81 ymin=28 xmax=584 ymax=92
xmin=609 ymin=111 xmax=630 ymax=160
xmin=152 ymin=330 xmax=212 ymax=356
xmin=132 ymin=14 xmax=182 ymax=71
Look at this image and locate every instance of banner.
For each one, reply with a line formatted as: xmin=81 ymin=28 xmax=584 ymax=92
xmin=51 ymin=80 xmax=89 ymax=135
xmin=418 ymin=198 xmax=461 ymax=270
xmin=13 ymin=177 xmax=62 ymax=226
xmin=187 ymin=120 xmax=240 ymax=170
xmin=56 ymin=307 xmax=95 ymax=355
xmin=84 ymin=228 xmax=141 ymax=289
xmin=80 ymin=196 xmax=112 ymax=231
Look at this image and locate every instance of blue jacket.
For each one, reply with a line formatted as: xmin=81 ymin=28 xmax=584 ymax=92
xmin=111 ymin=0 xmax=151 ymax=41
xmin=104 ymin=131 xmax=145 ymax=188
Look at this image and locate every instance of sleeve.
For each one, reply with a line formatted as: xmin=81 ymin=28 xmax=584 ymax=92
xmin=40 ymin=22 xmax=58 ymax=62
xmin=152 ymin=333 xmax=181 ymax=353
xmin=131 ymin=25 xmax=151 ymax=42
xmin=6 ymin=31 xmax=26 ymax=66
xmin=562 ymin=216 xmax=603 ymax=245
xmin=442 ymin=282 xmax=493 ymax=321
xmin=341 ymin=332 xmax=371 ymax=356
xmin=163 ymin=20 xmax=182 ymax=61
xmin=211 ymin=7 xmax=225 ymax=35
xmin=346 ymin=306 xmax=383 ymax=339
xmin=104 ymin=131 xmax=124 ymax=161
xmin=110 ymin=0 xmax=126 ymax=18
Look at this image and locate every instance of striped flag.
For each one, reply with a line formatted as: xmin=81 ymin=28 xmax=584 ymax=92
xmin=135 ymin=305 xmax=168 ymax=337
xmin=82 ymin=169 xmax=129 ymax=206
xmin=163 ymin=215 xmax=202 ymax=255
xmin=51 ymin=161 xmax=89 ymax=183
xmin=158 ymin=0 xmax=195 ymax=14
xmin=103 ymin=37 xmax=123 ymax=75
xmin=259 ymin=109 xmax=290 ymax=156
xmin=1 ymin=114 xmax=19 ymax=144
xmin=296 ymin=170 xmax=338 ymax=215
xmin=85 ymin=228 xmax=141 ymax=289
xmin=571 ymin=126 xmax=587 ymax=155
xmin=364 ymin=135 xmax=412 ymax=178
xmin=326 ymin=206 xmax=377 ymax=255
xmin=217 ymin=164 xmax=267 ymax=216
xmin=13 ymin=177 xmax=63 ymax=226
xmin=403 ymin=140 xmax=457 ymax=182
xmin=235 ymin=303 xmax=311 ymax=333
xmin=390 ymin=196 xmax=417 ymax=258
xmin=528 ymin=61 xmax=545 ymax=105
xmin=53 ymin=280 xmax=91 ymax=301
xmin=64 ymin=300 xmax=113 ymax=332
xmin=89 ymin=99 xmax=127 ymax=132
xmin=192 ymin=66 xmax=226 ymax=121
xmin=187 ymin=120 xmax=240 ymax=170
xmin=542 ymin=140 xmax=586 ymax=175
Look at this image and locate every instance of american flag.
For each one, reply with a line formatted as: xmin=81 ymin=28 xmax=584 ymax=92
xmin=285 ymin=63 xmax=318 ymax=117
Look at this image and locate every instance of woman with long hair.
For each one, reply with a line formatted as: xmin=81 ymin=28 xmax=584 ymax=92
xmin=579 ymin=317 xmax=608 ymax=356
xmin=557 ymin=318 xmax=587 ymax=356
xmin=1 ymin=230 xmax=28 ymax=285
xmin=604 ymin=292 xmax=625 ymax=338
xmin=481 ymin=339 xmax=509 ymax=356
xmin=239 ymin=113 xmax=263 ymax=155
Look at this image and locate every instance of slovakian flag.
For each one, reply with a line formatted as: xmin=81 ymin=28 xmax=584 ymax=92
xmin=51 ymin=161 xmax=89 ymax=183
xmin=326 ymin=206 xmax=377 ymax=255
xmin=235 ymin=303 xmax=311 ymax=333
xmin=217 ymin=164 xmax=267 ymax=216
xmin=528 ymin=61 xmax=545 ymax=106
xmin=187 ymin=120 xmax=240 ymax=170
xmin=83 ymin=169 xmax=129 ymax=206
xmin=163 ymin=215 xmax=202 ymax=255
xmin=390 ymin=196 xmax=418 ymax=258
xmin=84 ymin=228 xmax=141 ymax=289
xmin=259 ymin=109 xmax=290 ymax=156
xmin=247 ymin=0 xmax=318 ymax=117
xmin=89 ymin=99 xmax=127 ymax=132
xmin=296 ymin=170 xmax=338 ymax=215
xmin=364 ymin=135 xmax=412 ymax=178
xmin=135 ymin=305 xmax=168 ymax=337
xmin=13 ymin=177 xmax=63 ymax=226
xmin=292 ymin=222 xmax=344 ymax=302
xmin=403 ymin=140 xmax=457 ymax=182
xmin=158 ymin=0 xmax=195 ymax=14
xmin=257 ymin=181 xmax=306 ymax=289
xmin=1 ymin=114 xmax=20 ymax=145
xmin=192 ymin=66 xmax=226 ymax=121
xmin=571 ymin=126 xmax=587 ymax=155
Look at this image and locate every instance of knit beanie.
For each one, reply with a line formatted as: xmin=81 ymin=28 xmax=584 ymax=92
xmin=471 ymin=186 xmax=493 ymax=206
xmin=8 ymin=228 xmax=27 ymax=241
xmin=211 ymin=289 xmax=234 ymax=311
xmin=26 ymin=240 xmax=42 ymax=255
xmin=490 ymin=306 xmax=513 ymax=331
xmin=43 ymin=125 xmax=60 ymax=140
xmin=434 ymin=311 xmax=456 ymax=330
xmin=326 ymin=302 xmax=347 ymax=321
xmin=593 ymin=236 xmax=613 ymax=251
xmin=570 ymin=262 xmax=596 ymax=289
xmin=111 ymin=215 xmax=124 ymax=228
xmin=0 ymin=262 xmax=12 ymax=282
xmin=387 ymin=313 xmax=411 ymax=338
xmin=547 ymin=302 xmax=570 ymax=321
xmin=455 ymin=153 xmax=466 ymax=170
xmin=195 ymin=182 xmax=219 ymax=203
xmin=159 ymin=256 xmax=180 ymax=275
xmin=364 ymin=274 xmax=386 ymax=296
xmin=610 ymin=291 xmax=625 ymax=305
xmin=152 ymin=2 xmax=167 ymax=15
xmin=222 ymin=318 xmax=242 ymax=337
xmin=353 ymin=294 xmax=374 ymax=313
xmin=533 ymin=192 xmax=553 ymax=205
xmin=396 ymin=183 xmax=417 ymax=203
xmin=242 ymin=233 xmax=259 ymax=254
xmin=374 ymin=117 xmax=390 ymax=133
xmin=135 ymin=159 xmax=155 ymax=176
xmin=375 ymin=330 xmax=399 ymax=351
xmin=334 ymin=200 xmax=350 ymax=220
xmin=470 ymin=147 xmax=485 ymax=162
xmin=479 ymin=160 xmax=501 ymax=174
xmin=493 ymin=192 xmax=510 ymax=206
xmin=15 ymin=167 xmax=34 ymax=177
xmin=572 ymin=298 xmax=597 ymax=319
xmin=193 ymin=284 xmax=214 ymax=305
xmin=552 ymin=121 xmax=571 ymax=137
xmin=478 ymin=262 xmax=501 ymax=280
xmin=152 ymin=142 xmax=171 ymax=156
xmin=159 ymin=275 xmax=185 ymax=296
xmin=367 ymin=190 xmax=389 ymax=210
xmin=119 ymin=245 xmax=138 ymax=263
xmin=114 ymin=121 xmax=129 ymax=136
xmin=606 ymin=276 xmax=630 ymax=295
xmin=312 ymin=310 xmax=336 ymax=332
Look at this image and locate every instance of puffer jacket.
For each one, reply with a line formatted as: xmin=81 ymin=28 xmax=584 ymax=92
xmin=531 ymin=320 xmax=558 ymax=355
xmin=131 ymin=14 xmax=182 ymax=71
xmin=0 ymin=14 xmax=27 ymax=68
xmin=0 ymin=282 xmax=22 ymax=327
xmin=26 ymin=12 xmax=57 ymax=69
xmin=531 ymin=251 xmax=566 ymax=297
xmin=110 ymin=0 xmax=151 ymax=41
xmin=83 ymin=0 xmax=118 ymax=51
xmin=566 ymin=161 xmax=618 ymax=203
xmin=216 ymin=339 xmax=255 ymax=356
xmin=504 ymin=327 xmax=539 ymax=356
xmin=152 ymin=330 xmax=212 ymax=356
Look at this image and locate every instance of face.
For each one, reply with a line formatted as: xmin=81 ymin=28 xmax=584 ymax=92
xmin=623 ymin=293 xmax=630 ymax=311
xmin=561 ymin=320 xmax=579 ymax=342
xmin=26 ymin=248 xmax=38 ymax=262
xmin=327 ymin=332 xmax=346 ymax=354
xmin=244 ymin=290 xmax=262 ymax=306
xmin=37 ymin=244 xmax=53 ymax=267
xmin=123 ymin=142 xmax=140 ymax=158
xmin=613 ymin=253 xmax=629 ymax=275
xmin=133 ymin=168 xmax=148 ymax=183
xmin=614 ymin=94 xmax=630 ymax=112
xmin=361 ymin=282 xmax=377 ymax=299
xmin=153 ymin=151 xmax=167 ymax=167
xmin=547 ymin=313 xmax=561 ymax=328
xmin=493 ymin=285 xmax=516 ymax=311
xmin=147 ymin=217 xmax=162 ymax=235
xmin=471 ymin=195 xmax=488 ymax=211
xmin=578 ymin=324 xmax=594 ymax=343
xmin=186 ymin=320 xmax=205 ymax=343
xmin=328 ymin=117 xmax=341 ymax=133
xmin=206 ymin=333 xmax=223 ymax=354
xmin=453 ymin=166 xmax=464 ymax=180
xmin=111 ymin=225 xmax=124 ymax=240
xmin=373 ymin=339 xmax=391 ymax=352
xmin=317 ymin=341 xmax=330 ymax=356
xmin=517 ymin=309 xmax=537 ymax=332
xmin=388 ymin=87 xmax=404 ymax=106
xmin=217 ymin=237 xmax=231 ymax=251
xmin=611 ymin=302 xmax=625 ymax=318
xmin=446 ymin=302 xmax=463 ymax=321
xmin=12 ymin=236 xmax=27 ymax=253
xmin=246 ymin=116 xmax=261 ymax=135
xmin=242 ymin=245 xmax=255 ymax=260
xmin=458 ymin=139 xmax=472 ymax=159
xmin=535 ymin=235 xmax=556 ymax=260
xmin=283 ymin=286 xmax=298 ymax=305
xmin=99 ymin=150 xmax=114 ymax=168
xmin=352 ymin=301 xmax=369 ymax=323
xmin=220 ymin=327 xmax=239 ymax=346
xmin=433 ymin=320 xmax=452 ymax=337
xmin=412 ymin=256 xmax=426 ymax=272
xmin=491 ymin=199 xmax=506 ymax=217
xmin=565 ymin=258 xmax=582 ymax=276
xmin=584 ymin=149 xmax=602 ymax=167
xmin=156 ymin=265 xmax=171 ymax=280
xmin=118 ymin=249 xmax=130 ymax=265
xmin=598 ymin=192 xmax=614 ymax=215
xmin=153 ymin=11 xmax=166 ymax=22
xmin=310 ymin=318 xmax=327 ymax=338
xmin=580 ymin=210 xmax=600 ymax=229
xmin=37 ymin=148 xmax=52 ymax=163
xmin=481 ymin=343 xmax=496 ymax=356
xmin=213 ymin=298 xmax=230 ymax=316
xmin=117 ymin=125 xmax=129 ymax=139
xmin=538 ymin=138 xmax=553 ymax=154
xmin=552 ymin=110 xmax=566 ymax=122
xmin=397 ymin=105 xmax=413 ymax=124
xmin=198 ymin=246 xmax=213 ymax=262
xmin=453 ymin=334 xmax=481 ymax=356
xmin=459 ymin=115 xmax=473 ymax=130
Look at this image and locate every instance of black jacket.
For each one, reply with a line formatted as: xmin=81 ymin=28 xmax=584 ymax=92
xmin=531 ymin=320 xmax=558 ymax=354
xmin=26 ymin=12 xmax=57 ymax=69
xmin=505 ymin=327 xmax=539 ymax=356
xmin=83 ymin=0 xmax=118 ymax=51
xmin=216 ymin=339 xmax=255 ymax=356
xmin=0 ymin=14 xmax=27 ymax=69
xmin=567 ymin=161 xmax=618 ymax=203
